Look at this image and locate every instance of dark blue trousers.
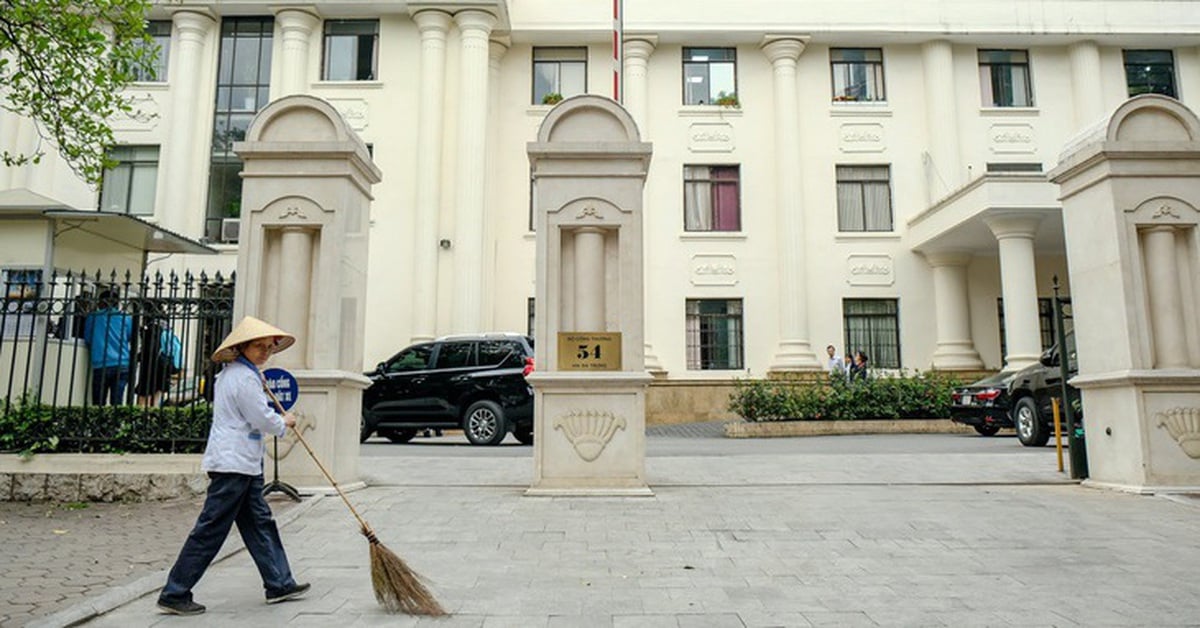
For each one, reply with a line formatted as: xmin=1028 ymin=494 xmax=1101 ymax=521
xmin=160 ymin=472 xmax=297 ymax=603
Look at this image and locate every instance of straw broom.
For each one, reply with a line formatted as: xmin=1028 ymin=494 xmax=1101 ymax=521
xmin=261 ymin=383 xmax=446 ymax=616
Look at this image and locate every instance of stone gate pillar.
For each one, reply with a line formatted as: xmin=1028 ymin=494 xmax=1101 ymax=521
xmin=1049 ymin=95 xmax=1200 ymax=493
xmin=526 ymin=95 xmax=653 ymax=496
xmin=234 ymin=95 xmax=382 ymax=491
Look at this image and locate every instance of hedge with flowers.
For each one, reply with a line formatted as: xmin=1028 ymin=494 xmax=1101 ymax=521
xmin=727 ymin=371 xmax=964 ymax=422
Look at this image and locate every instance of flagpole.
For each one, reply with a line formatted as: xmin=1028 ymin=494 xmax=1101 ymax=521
xmin=613 ymin=0 xmax=623 ymax=103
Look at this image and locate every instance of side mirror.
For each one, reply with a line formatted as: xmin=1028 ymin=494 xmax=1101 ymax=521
xmin=1040 ymin=352 xmax=1059 ymax=367
xmin=376 ymin=361 xmax=386 ymax=373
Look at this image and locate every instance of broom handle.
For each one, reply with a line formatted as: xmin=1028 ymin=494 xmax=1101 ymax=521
xmin=260 ymin=381 xmax=374 ymax=535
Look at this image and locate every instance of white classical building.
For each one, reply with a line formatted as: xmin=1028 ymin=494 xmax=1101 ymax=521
xmin=3 ymin=0 xmax=1200 ymax=394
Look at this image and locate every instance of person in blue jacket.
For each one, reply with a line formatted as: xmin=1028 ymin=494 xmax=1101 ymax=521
xmin=157 ymin=316 xmax=309 ymax=616
xmin=83 ymin=290 xmax=133 ymax=405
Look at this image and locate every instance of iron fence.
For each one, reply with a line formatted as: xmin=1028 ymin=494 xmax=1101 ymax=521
xmin=1 ymin=268 xmax=235 ymax=452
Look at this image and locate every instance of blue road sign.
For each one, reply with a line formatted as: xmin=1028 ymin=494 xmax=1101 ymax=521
xmin=262 ymin=367 xmax=299 ymax=411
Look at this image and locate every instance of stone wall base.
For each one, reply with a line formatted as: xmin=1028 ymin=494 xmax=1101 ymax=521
xmin=0 ymin=454 xmax=207 ymax=502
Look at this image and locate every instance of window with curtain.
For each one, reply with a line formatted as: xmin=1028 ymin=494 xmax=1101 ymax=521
xmin=978 ymin=49 xmax=1032 ymax=107
xmin=830 ymin=48 xmax=885 ymax=102
xmin=685 ymin=299 xmax=744 ymax=370
xmin=1123 ymin=50 xmax=1176 ymax=98
xmin=133 ymin=21 xmax=171 ymax=82
xmin=533 ymin=47 xmax=587 ymax=104
xmin=99 ymin=146 xmax=159 ymax=216
xmin=836 ymin=165 xmax=892 ymax=232
xmin=843 ymin=299 xmax=900 ymax=369
xmin=322 ymin=20 xmax=379 ymax=81
xmin=682 ymin=47 xmax=736 ymax=105
xmin=684 ymin=165 xmax=740 ymax=231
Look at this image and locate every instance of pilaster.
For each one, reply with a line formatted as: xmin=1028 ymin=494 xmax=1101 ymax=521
xmin=921 ymin=40 xmax=961 ymax=203
xmin=1068 ymin=41 xmax=1104 ymax=129
xmin=274 ymin=7 xmax=321 ymax=97
xmin=161 ymin=9 xmax=217 ymax=238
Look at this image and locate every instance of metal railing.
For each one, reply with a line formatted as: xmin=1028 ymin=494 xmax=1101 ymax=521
xmin=1 ymin=269 xmax=235 ymax=451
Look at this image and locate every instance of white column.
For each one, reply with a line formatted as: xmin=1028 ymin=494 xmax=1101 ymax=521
xmin=161 ymin=10 xmax=216 ymax=238
xmin=921 ymin=40 xmax=961 ymax=203
xmin=924 ymin=251 xmax=984 ymax=369
xmin=410 ymin=10 xmax=452 ymax=342
xmin=574 ymin=228 xmax=607 ymax=332
xmin=623 ymin=36 xmax=663 ymax=372
xmin=0 ymin=109 xmax=18 ymax=188
xmin=482 ymin=37 xmax=508 ymax=331
xmin=274 ymin=7 xmax=320 ymax=97
xmin=5 ymin=117 xmax=36 ymax=189
xmin=1068 ymin=41 xmax=1104 ymax=130
xmin=450 ymin=10 xmax=497 ymax=333
xmin=276 ymin=226 xmax=313 ymax=369
xmin=761 ymin=36 xmax=819 ymax=370
xmin=985 ymin=214 xmax=1044 ymax=370
xmin=1142 ymin=226 xmax=1189 ymax=368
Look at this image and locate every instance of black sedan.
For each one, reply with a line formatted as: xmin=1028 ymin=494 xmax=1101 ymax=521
xmin=950 ymin=371 xmax=1019 ymax=436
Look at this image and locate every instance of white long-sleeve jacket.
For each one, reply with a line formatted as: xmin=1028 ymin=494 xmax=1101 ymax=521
xmin=200 ymin=359 xmax=287 ymax=475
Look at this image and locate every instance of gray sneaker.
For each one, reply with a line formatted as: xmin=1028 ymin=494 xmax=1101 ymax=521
xmin=157 ymin=599 xmax=206 ymax=616
xmin=266 ymin=582 xmax=311 ymax=604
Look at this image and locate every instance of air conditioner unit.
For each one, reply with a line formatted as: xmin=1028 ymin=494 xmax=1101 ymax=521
xmin=220 ymin=218 xmax=240 ymax=243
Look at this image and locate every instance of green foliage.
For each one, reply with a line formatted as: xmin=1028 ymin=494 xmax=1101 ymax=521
xmin=0 ymin=396 xmax=211 ymax=456
xmin=541 ymin=92 xmax=564 ymax=105
xmin=0 ymin=0 xmax=157 ymax=185
xmin=728 ymin=371 xmax=964 ymax=422
xmin=714 ymin=91 xmax=740 ymax=108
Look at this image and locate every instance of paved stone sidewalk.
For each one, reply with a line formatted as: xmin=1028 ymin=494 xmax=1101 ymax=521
xmin=0 ymin=494 xmax=300 ymax=627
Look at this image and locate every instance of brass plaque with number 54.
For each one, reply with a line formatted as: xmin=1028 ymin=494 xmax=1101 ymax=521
xmin=558 ymin=332 xmax=622 ymax=371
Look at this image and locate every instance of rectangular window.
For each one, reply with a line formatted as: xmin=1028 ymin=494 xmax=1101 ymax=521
xmin=683 ymin=47 xmax=736 ymax=106
xmin=843 ymin=299 xmax=900 ymax=369
xmin=1124 ymin=50 xmax=1177 ymax=98
xmin=997 ymin=297 xmax=1055 ymax=359
xmin=830 ymin=48 xmax=885 ymax=102
xmin=978 ymin=49 xmax=1032 ymax=107
xmin=322 ymin=19 xmax=378 ymax=81
xmin=134 ymin=21 xmax=171 ymax=82
xmin=207 ymin=17 xmax=274 ymax=243
xmin=527 ymin=297 xmax=535 ymax=337
xmin=434 ymin=342 xmax=475 ymax=369
xmin=685 ymin=299 xmax=744 ymax=370
xmin=836 ymin=165 xmax=892 ymax=232
xmin=533 ymin=47 xmax=587 ymax=104
xmin=99 ymin=146 xmax=159 ymax=216
xmin=683 ymin=165 xmax=740 ymax=231
xmin=986 ymin=162 xmax=1042 ymax=173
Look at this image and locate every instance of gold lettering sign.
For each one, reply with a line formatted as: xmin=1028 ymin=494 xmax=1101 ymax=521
xmin=558 ymin=332 xmax=622 ymax=371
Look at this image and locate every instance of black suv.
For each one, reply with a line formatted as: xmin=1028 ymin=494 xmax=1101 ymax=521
xmin=1011 ymin=331 xmax=1081 ymax=447
xmin=360 ymin=333 xmax=535 ymax=446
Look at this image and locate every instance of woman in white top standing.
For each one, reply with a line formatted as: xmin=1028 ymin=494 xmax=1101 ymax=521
xmin=157 ymin=316 xmax=310 ymax=616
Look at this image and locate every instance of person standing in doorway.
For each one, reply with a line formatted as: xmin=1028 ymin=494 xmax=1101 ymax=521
xmin=157 ymin=316 xmax=310 ymax=616
xmin=83 ymin=290 xmax=133 ymax=405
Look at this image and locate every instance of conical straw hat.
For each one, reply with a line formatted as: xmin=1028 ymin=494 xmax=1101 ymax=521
xmin=211 ymin=316 xmax=296 ymax=363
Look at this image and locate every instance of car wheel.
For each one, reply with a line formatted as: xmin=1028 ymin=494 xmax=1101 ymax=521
xmin=464 ymin=400 xmax=507 ymax=446
xmin=380 ymin=428 xmax=417 ymax=444
xmin=974 ymin=424 xmax=1001 ymax=437
xmin=1014 ymin=397 xmax=1049 ymax=447
xmin=513 ymin=425 xmax=534 ymax=446
xmin=359 ymin=413 xmax=374 ymax=443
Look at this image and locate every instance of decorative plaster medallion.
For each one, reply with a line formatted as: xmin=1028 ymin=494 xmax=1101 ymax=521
xmin=690 ymin=254 xmax=738 ymax=286
xmin=278 ymin=205 xmax=309 ymax=220
xmin=266 ymin=412 xmax=315 ymax=460
xmin=576 ymin=206 xmax=604 ymax=220
xmin=838 ymin=123 xmax=885 ymax=153
xmin=687 ymin=122 xmax=735 ymax=152
xmin=553 ymin=409 xmax=626 ymax=462
xmin=846 ymin=254 xmax=894 ymax=286
xmin=1156 ymin=407 xmax=1200 ymax=458
xmin=110 ymin=92 xmax=160 ymax=131
xmin=327 ymin=98 xmax=369 ymax=131
xmin=989 ymin=123 xmax=1036 ymax=154
xmin=1151 ymin=204 xmax=1182 ymax=220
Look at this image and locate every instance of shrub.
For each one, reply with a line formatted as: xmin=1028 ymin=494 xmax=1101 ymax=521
xmin=0 ymin=396 xmax=212 ymax=456
xmin=728 ymin=371 xmax=963 ymax=422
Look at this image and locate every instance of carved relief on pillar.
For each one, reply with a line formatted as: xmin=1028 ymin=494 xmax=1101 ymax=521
xmin=1157 ymin=406 xmax=1200 ymax=458
xmin=1125 ymin=197 xmax=1200 ymax=369
xmin=554 ymin=409 xmax=627 ymax=462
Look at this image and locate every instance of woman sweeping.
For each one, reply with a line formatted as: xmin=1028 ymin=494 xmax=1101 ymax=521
xmin=157 ymin=316 xmax=310 ymax=616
